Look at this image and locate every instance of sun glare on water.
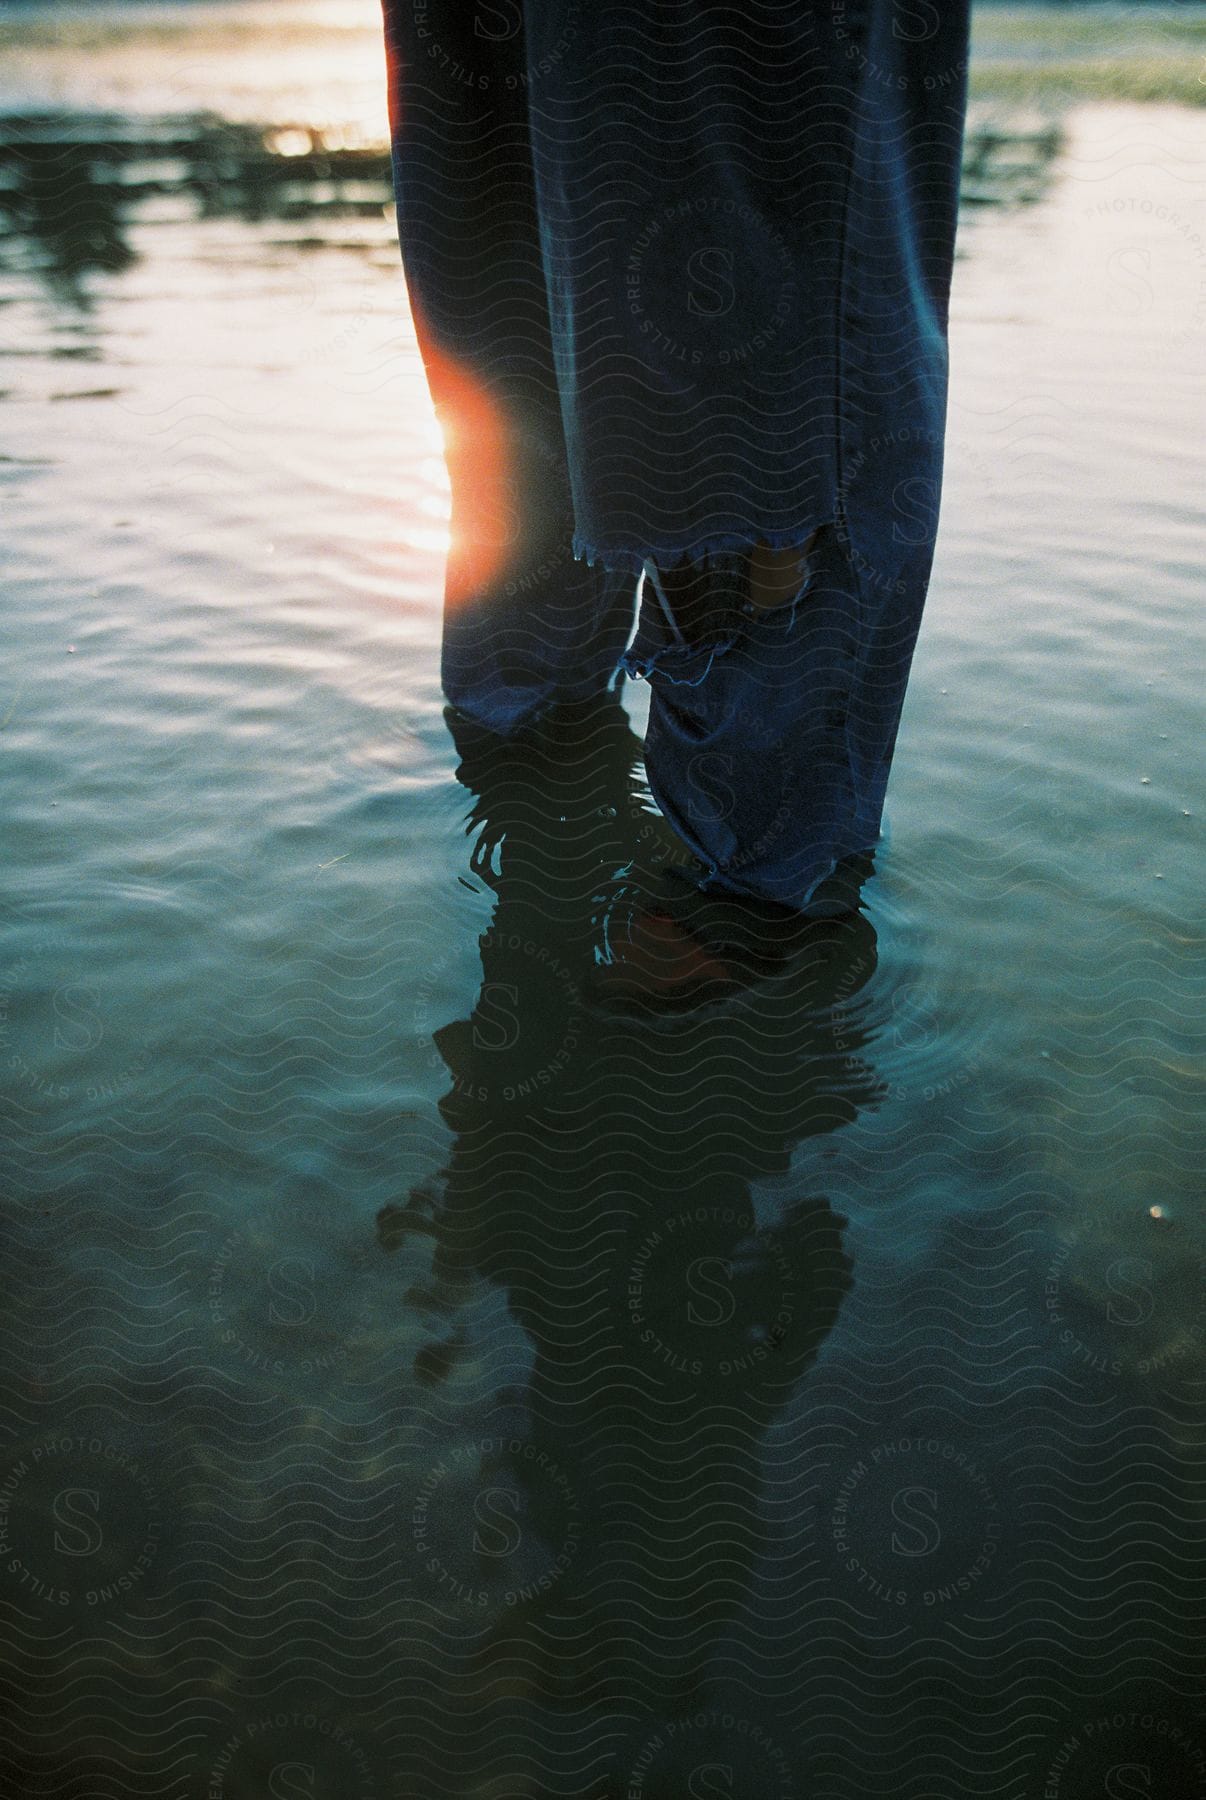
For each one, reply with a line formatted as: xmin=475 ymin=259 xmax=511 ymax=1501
xmin=0 ymin=0 xmax=394 ymax=141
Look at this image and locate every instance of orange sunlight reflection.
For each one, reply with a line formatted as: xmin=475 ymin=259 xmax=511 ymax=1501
xmin=419 ymin=340 xmax=517 ymax=610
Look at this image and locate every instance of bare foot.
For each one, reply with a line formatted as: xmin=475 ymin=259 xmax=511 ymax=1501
xmin=591 ymin=907 xmax=743 ymax=1010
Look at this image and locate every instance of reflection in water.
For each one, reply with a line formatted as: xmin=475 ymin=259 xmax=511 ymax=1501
xmin=1 ymin=135 xmax=135 ymax=299
xmin=0 ymin=115 xmax=396 ymax=297
xmin=0 ymin=111 xmax=1062 ymax=301
xmin=378 ymin=696 xmax=883 ymax=1793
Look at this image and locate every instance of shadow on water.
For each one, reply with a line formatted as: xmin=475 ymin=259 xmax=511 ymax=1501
xmin=375 ymin=694 xmax=885 ymax=1794
xmin=0 ymin=110 xmax=1062 ymax=301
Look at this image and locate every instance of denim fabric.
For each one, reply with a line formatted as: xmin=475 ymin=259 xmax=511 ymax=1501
xmin=380 ymin=1 xmax=970 ymax=908
xmin=626 ymin=524 xmax=927 ymax=909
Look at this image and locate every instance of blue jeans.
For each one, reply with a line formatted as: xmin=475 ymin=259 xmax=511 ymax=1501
xmin=380 ymin=1 xmax=970 ymax=909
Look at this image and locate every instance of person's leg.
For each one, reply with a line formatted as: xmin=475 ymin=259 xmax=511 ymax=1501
xmin=518 ymin=0 xmax=970 ymax=914
xmin=630 ymin=524 xmax=936 ymax=914
xmin=379 ymin=1 xmax=634 ymax=735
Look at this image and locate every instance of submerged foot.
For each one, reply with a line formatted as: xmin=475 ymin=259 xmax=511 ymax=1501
xmin=588 ymin=853 xmax=872 ymax=1014
xmin=589 ymin=905 xmax=746 ymax=1011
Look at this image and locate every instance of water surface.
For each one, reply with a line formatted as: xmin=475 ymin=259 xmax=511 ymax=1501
xmin=1 ymin=5 xmax=1203 ymax=1797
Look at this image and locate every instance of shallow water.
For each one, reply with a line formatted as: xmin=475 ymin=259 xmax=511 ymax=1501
xmin=1 ymin=5 xmax=1204 ymax=1797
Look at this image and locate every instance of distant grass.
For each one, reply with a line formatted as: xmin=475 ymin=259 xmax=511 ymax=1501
xmin=971 ymin=57 xmax=1206 ymax=109
xmin=970 ymin=3 xmax=1206 ymax=107
xmin=973 ymin=6 xmax=1206 ymax=56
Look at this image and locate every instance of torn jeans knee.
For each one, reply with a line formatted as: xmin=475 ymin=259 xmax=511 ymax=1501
xmin=633 ymin=525 xmax=879 ymax=910
xmin=620 ymin=555 xmax=742 ymax=688
xmin=619 ymin=531 xmax=828 ymax=690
